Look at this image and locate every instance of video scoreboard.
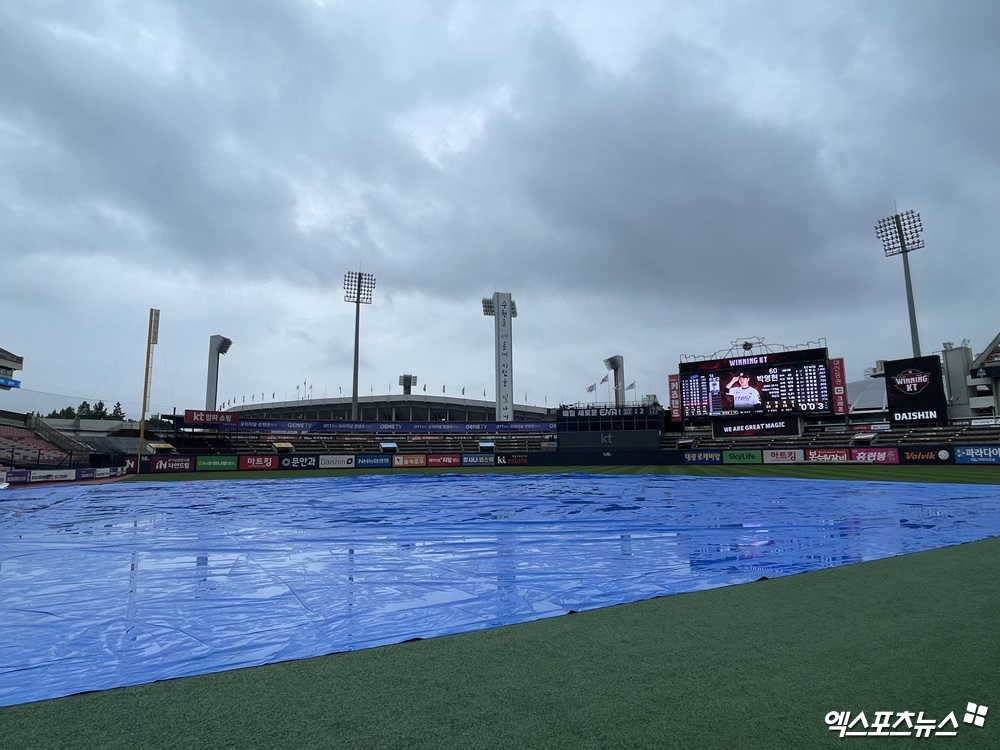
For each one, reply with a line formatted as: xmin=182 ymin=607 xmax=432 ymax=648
xmin=679 ymin=347 xmax=831 ymax=420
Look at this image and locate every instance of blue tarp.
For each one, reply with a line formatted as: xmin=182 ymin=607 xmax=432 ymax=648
xmin=1 ymin=473 xmax=998 ymax=707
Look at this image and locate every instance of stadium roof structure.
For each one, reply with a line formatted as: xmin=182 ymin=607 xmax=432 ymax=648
xmin=971 ymin=330 xmax=1000 ymax=373
xmin=0 ymin=347 xmax=23 ymax=370
xmin=846 ymin=377 xmax=888 ymax=414
xmin=223 ymin=393 xmax=553 ymax=423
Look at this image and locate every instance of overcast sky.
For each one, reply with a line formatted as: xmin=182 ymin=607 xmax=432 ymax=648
xmin=2 ymin=0 xmax=998 ymax=419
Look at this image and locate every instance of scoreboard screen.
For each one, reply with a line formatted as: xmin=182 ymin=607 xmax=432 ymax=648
xmin=679 ymin=347 xmax=831 ymax=419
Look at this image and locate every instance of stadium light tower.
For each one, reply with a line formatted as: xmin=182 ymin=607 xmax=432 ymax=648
xmin=876 ymin=209 xmax=925 ymax=358
xmin=603 ymin=355 xmax=625 ymax=406
xmin=205 ymin=335 xmax=233 ymax=410
xmin=482 ymin=292 xmax=517 ymax=421
xmin=398 ymin=374 xmax=418 ymax=395
xmin=345 ymin=271 xmax=376 ymax=420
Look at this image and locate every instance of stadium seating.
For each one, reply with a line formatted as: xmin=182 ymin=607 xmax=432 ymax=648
xmin=0 ymin=425 xmax=72 ymax=467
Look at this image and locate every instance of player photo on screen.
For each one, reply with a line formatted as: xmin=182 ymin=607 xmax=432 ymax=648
xmin=724 ymin=372 xmax=768 ymax=410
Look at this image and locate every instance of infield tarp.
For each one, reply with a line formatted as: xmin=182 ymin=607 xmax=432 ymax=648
xmin=1 ymin=474 xmax=999 ymax=707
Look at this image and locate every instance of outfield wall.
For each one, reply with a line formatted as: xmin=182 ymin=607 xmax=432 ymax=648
xmin=116 ymin=444 xmax=997 ymax=474
xmin=4 ymin=445 xmax=997 ymax=485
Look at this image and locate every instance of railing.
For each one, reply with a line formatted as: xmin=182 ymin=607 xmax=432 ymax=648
xmin=29 ymin=416 xmax=94 ymax=455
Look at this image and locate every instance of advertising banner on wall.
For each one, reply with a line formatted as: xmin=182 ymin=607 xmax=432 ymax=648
xmin=850 ymin=447 xmax=900 ymax=464
xmin=762 ymin=449 xmax=804 ymax=464
xmin=427 ymin=454 xmax=462 ymax=467
xmin=239 ymin=455 xmax=279 ymax=470
xmin=182 ymin=416 xmax=556 ymax=434
xmin=356 ymin=455 xmax=392 ymax=468
xmin=197 ymin=456 xmax=238 ymax=471
xmin=279 ymin=455 xmax=320 ymax=470
xmin=954 ymin=446 xmax=1000 ymax=464
xmin=319 ymin=455 xmax=355 ymax=469
xmin=150 ymin=456 xmax=196 ymax=473
xmin=898 ymin=447 xmax=954 ymax=464
xmin=462 ymin=454 xmax=496 ymax=466
xmin=392 ymin=454 xmax=427 ymax=468
xmin=683 ymin=450 xmax=723 ymax=465
xmin=496 ymin=454 xmax=529 ymax=466
xmin=829 ymin=357 xmax=848 ymax=415
xmin=884 ymin=356 xmax=948 ymax=426
xmin=30 ymin=469 xmax=77 ymax=482
xmin=722 ymin=450 xmax=762 ymax=464
xmin=805 ymin=448 xmax=850 ymax=462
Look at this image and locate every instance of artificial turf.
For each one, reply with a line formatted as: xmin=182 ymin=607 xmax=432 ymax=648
xmin=2 ymin=534 xmax=998 ymax=749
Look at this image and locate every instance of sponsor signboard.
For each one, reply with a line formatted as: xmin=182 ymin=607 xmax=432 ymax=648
xmin=319 ymin=455 xmax=355 ymax=469
xmin=392 ymin=454 xmax=427 ymax=468
xmin=3 ymin=469 xmax=30 ymax=484
xmin=356 ymin=454 xmax=392 ymax=468
xmin=462 ymin=454 xmax=496 ymax=466
xmin=197 ymin=456 xmax=239 ymax=471
xmin=183 ymin=409 xmax=238 ymax=425
xmin=954 ymin=445 xmax=1000 ymax=465
xmin=192 ymin=418 xmax=557 ymax=434
xmin=95 ymin=468 xmax=113 ymax=478
xmin=239 ymin=455 xmax=279 ymax=471
xmin=970 ymin=418 xmax=999 ymax=426
xmin=712 ymin=418 xmax=800 ymax=439
xmin=683 ymin=450 xmax=723 ymax=465
xmin=427 ymin=454 xmax=462 ymax=467
xmin=496 ymin=454 xmax=530 ymax=466
xmin=279 ymin=455 xmax=319 ymax=470
xmin=30 ymin=469 xmax=77 ymax=482
xmin=805 ymin=448 xmax=850 ymax=462
xmin=884 ymin=356 xmax=948 ymax=426
xmin=763 ymin=449 xmax=804 ymax=464
xmin=558 ymin=430 xmax=661 ymax=450
xmin=723 ymin=450 xmax=762 ymax=464
xmin=669 ymin=374 xmax=682 ymax=421
xmin=151 ymin=456 xmax=197 ymax=473
xmin=898 ymin=447 xmax=953 ymax=464
xmin=77 ymin=468 xmax=96 ymax=480
xmin=849 ymin=447 xmax=900 ymax=464
xmin=829 ymin=357 xmax=848 ymax=415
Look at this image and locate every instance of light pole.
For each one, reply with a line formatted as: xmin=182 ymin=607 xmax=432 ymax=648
xmin=205 ymin=335 xmax=233 ymax=410
xmin=875 ymin=209 xmax=925 ymax=358
xmin=344 ymin=271 xmax=376 ymax=420
xmin=603 ymin=355 xmax=624 ymax=406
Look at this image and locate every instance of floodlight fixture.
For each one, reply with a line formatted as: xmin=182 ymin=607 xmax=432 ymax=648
xmin=344 ymin=271 xmax=376 ymax=304
xmin=398 ymin=373 xmax=418 ymax=395
xmin=206 ymin=334 xmax=234 ymax=411
xmin=603 ymin=355 xmax=625 ymax=406
xmin=874 ymin=209 xmax=925 ymax=357
xmin=344 ymin=271 xmax=377 ymax=419
xmin=875 ymin=209 xmax=924 ymax=257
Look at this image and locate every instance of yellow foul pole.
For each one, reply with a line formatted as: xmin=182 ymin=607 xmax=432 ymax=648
xmin=136 ymin=308 xmax=160 ymax=469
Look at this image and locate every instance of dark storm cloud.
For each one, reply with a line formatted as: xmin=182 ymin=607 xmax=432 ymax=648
xmin=3 ymin=0 xmax=1000 ymax=414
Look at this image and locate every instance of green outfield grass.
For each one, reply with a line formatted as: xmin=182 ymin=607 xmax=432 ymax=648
xmin=123 ymin=462 xmax=1000 ymax=484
